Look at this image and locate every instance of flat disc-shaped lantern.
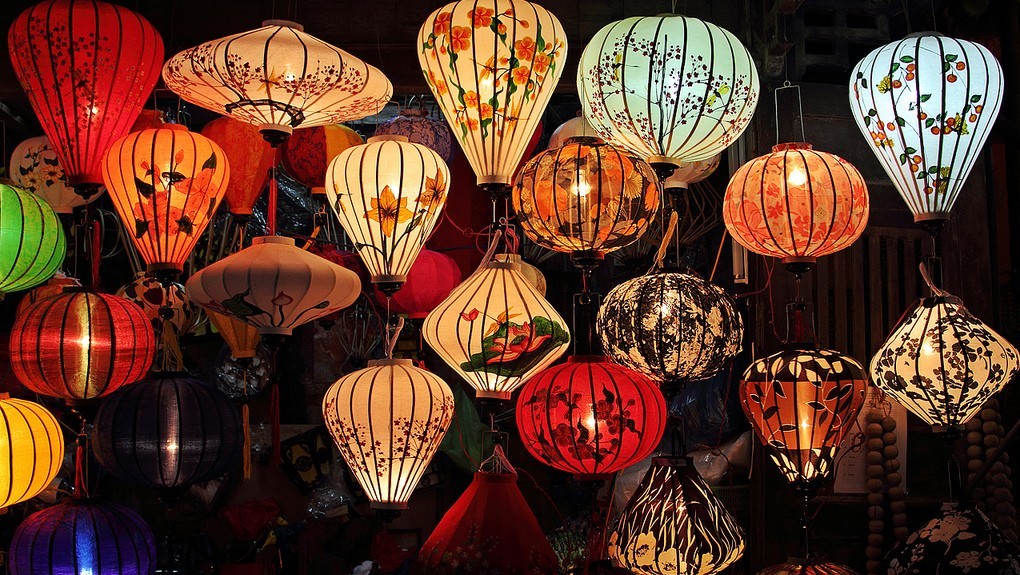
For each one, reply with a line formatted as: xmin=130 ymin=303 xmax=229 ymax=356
xmin=740 ymin=348 xmax=868 ymax=488
xmin=200 ymin=117 xmax=275 ymax=215
xmin=608 ymin=458 xmax=745 ymax=575
xmin=282 ymin=124 xmax=364 ymax=194
xmin=163 ymin=20 xmax=393 ymax=143
xmin=10 ymin=290 xmax=155 ymax=402
xmin=850 ymin=34 xmax=1003 ymax=226
xmin=8 ymin=0 xmax=164 ymax=191
xmin=375 ymin=108 xmax=454 ymax=163
xmin=419 ymin=0 xmax=568 ymax=189
xmin=597 ymin=269 xmax=743 ymax=386
xmin=10 ymin=136 xmax=103 ymax=213
xmin=10 ymin=500 xmax=156 ymax=575
xmin=870 ymin=293 xmax=1019 ymax=429
xmin=516 ymin=355 xmax=666 ymax=477
xmin=0 ymin=397 xmax=64 ymax=508
xmin=187 ymin=236 xmax=361 ymax=336
xmin=0 ymin=183 xmax=67 ymax=298
xmin=322 ymin=359 xmax=455 ymax=509
xmin=326 ymin=136 xmax=450 ymax=292
xmin=724 ymin=143 xmax=869 ymax=274
xmin=374 ymin=249 xmax=462 ymax=320
xmin=578 ymin=15 xmax=759 ymax=168
xmin=103 ymin=127 xmax=229 ymax=274
xmin=93 ymin=374 xmax=242 ymax=489
xmin=424 ymin=255 xmax=570 ymax=400
xmin=513 ymin=137 xmax=660 ymax=268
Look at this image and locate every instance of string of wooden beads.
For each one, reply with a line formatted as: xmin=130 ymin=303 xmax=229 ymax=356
xmin=864 ymin=409 xmax=885 ymax=575
xmin=884 ymin=412 xmax=907 ymax=544
xmin=965 ymin=411 xmax=987 ymax=512
xmin=981 ymin=399 xmax=1016 ymax=542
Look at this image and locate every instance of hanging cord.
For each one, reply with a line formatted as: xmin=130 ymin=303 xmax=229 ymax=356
xmin=242 ymin=368 xmax=253 ymax=480
xmin=774 ymin=81 xmax=807 ymax=144
xmin=472 ymin=229 xmax=504 ymax=277
xmin=919 ymin=260 xmax=947 ymax=297
xmin=478 ymin=444 xmax=517 ymax=476
xmin=73 ymin=413 xmax=90 ymax=499
xmin=650 ymin=211 xmax=680 ymax=273
xmin=383 ymin=316 xmax=405 ymax=359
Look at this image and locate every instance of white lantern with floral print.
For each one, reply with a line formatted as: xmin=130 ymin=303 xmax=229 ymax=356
xmin=10 ymin=136 xmax=103 ymax=213
xmin=849 ymin=34 xmax=1003 ymax=226
xmin=418 ymin=1 xmax=567 ymax=191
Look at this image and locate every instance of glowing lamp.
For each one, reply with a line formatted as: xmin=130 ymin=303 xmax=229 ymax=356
xmin=10 ymin=136 xmax=103 ymax=212
xmin=374 ymin=249 xmax=462 ymax=320
xmin=0 ymin=396 xmax=63 ymax=508
xmin=0 ymin=183 xmax=67 ymax=298
xmin=200 ymin=117 xmax=275 ymax=215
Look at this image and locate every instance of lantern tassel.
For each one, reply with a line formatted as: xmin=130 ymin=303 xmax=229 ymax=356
xmin=160 ymin=321 xmax=185 ymax=372
xmin=242 ymin=404 xmax=252 ymax=480
xmin=73 ymin=418 xmax=89 ymax=499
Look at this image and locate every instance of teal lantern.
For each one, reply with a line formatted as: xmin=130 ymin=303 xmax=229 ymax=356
xmin=0 ymin=184 xmax=65 ymax=298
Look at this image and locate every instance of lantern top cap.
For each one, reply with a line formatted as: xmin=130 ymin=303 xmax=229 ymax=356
xmin=564 ymin=136 xmax=606 ymax=146
xmin=567 ymin=355 xmax=611 ymax=364
xmin=261 ymin=19 xmax=304 ymax=31
xmin=771 ymin=142 xmax=813 ymax=153
xmin=367 ymin=358 xmax=414 ymax=367
xmin=904 ymin=31 xmax=944 ymax=39
xmin=368 ymin=135 xmax=409 ymax=144
xmin=252 ymin=235 xmax=296 ymax=247
xmin=487 ymin=256 xmax=521 ymax=271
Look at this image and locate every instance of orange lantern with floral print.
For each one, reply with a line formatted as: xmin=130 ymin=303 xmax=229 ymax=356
xmin=283 ymin=125 xmax=364 ymax=195
xmin=200 ymin=117 xmax=275 ymax=216
xmin=102 ymin=126 xmax=229 ymax=275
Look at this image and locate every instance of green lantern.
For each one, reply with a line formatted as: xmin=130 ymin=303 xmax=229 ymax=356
xmin=0 ymin=184 xmax=66 ymax=298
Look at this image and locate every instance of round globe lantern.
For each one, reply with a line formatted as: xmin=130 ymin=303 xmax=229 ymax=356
xmin=0 ymin=183 xmax=67 ymax=298
xmin=0 ymin=396 xmax=64 ymax=508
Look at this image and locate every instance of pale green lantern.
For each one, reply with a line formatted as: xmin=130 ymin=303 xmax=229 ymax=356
xmin=0 ymin=183 xmax=66 ymax=298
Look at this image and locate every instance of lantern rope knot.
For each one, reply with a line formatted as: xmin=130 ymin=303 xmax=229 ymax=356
xmin=919 ymin=261 xmax=948 ymax=297
xmin=652 ymin=211 xmax=681 ymax=272
xmin=479 ymin=445 xmax=517 ymax=477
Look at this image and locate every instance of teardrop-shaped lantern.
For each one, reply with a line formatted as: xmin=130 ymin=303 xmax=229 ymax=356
xmin=578 ymin=15 xmax=759 ymax=169
xmin=512 ymin=137 xmax=660 ymax=268
xmin=870 ymin=292 xmax=1018 ymax=429
xmin=597 ymin=269 xmax=743 ymax=386
xmin=322 ymin=359 xmax=455 ymax=509
xmin=375 ymin=108 xmax=454 ymax=163
xmin=740 ymin=348 xmax=868 ymax=488
xmin=0 ymin=396 xmax=64 ymax=508
xmin=282 ymin=124 xmax=364 ymax=194
xmin=0 ymin=183 xmax=67 ymax=298
xmin=103 ymin=126 xmax=230 ymax=274
xmin=418 ymin=0 xmax=567 ymax=191
xmin=849 ymin=34 xmax=1003 ymax=226
xmin=10 ymin=136 xmax=103 ymax=213
xmin=163 ymin=20 xmax=392 ymax=144
xmin=187 ymin=236 xmax=361 ymax=336
xmin=200 ymin=117 xmax=275 ymax=215
xmin=10 ymin=290 xmax=156 ymax=402
xmin=516 ymin=355 xmax=666 ymax=477
xmin=423 ymin=255 xmax=570 ymax=400
xmin=7 ymin=0 xmax=164 ymax=193
xmin=326 ymin=136 xmax=450 ymax=293
xmin=724 ymin=143 xmax=869 ymax=274
xmin=608 ymin=458 xmax=745 ymax=575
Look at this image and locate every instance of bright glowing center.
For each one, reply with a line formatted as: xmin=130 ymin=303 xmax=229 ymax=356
xmin=787 ymin=168 xmax=807 ymax=187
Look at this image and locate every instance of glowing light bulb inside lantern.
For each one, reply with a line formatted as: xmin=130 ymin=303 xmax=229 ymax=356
xmin=788 ymin=168 xmax=807 ymax=187
xmin=799 ymin=417 xmax=813 ymax=448
xmin=921 ymin=341 xmax=936 ymax=356
xmin=583 ymin=411 xmax=597 ymax=431
xmin=573 ymin=181 xmax=591 ymax=197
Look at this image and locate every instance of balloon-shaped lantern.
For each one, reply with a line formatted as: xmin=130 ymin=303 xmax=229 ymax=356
xmin=375 ymin=108 xmax=454 ymax=163
xmin=200 ymin=117 xmax=275 ymax=216
xmin=326 ymin=136 xmax=450 ymax=293
xmin=850 ymin=35 xmax=1003 ymax=228
xmin=7 ymin=0 xmax=164 ymax=194
xmin=516 ymin=355 xmax=666 ymax=477
xmin=0 ymin=396 xmax=64 ymax=508
xmin=375 ymin=249 xmax=462 ymax=320
xmin=419 ymin=0 xmax=567 ymax=192
xmin=10 ymin=136 xmax=103 ymax=212
xmin=103 ymin=126 xmax=229 ymax=275
xmin=163 ymin=20 xmax=392 ymax=144
xmin=282 ymin=124 xmax=364 ymax=194
xmin=323 ymin=359 xmax=455 ymax=509
xmin=578 ymin=15 xmax=759 ymax=171
xmin=0 ymin=183 xmax=67 ymax=298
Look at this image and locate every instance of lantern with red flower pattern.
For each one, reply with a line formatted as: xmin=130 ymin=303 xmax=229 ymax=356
xmin=282 ymin=125 xmax=364 ymax=194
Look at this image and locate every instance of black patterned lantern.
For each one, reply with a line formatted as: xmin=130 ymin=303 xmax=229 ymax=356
xmin=92 ymin=373 xmax=242 ymax=489
xmin=887 ymin=504 xmax=1020 ymax=574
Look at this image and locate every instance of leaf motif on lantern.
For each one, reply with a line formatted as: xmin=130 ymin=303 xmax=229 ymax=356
xmin=460 ymin=312 xmax=570 ymax=376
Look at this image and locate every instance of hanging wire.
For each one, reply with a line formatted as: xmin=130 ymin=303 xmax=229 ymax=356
xmin=774 ymin=81 xmax=807 ymax=144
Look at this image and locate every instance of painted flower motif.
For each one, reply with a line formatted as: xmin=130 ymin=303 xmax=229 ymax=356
xmin=418 ymin=169 xmax=447 ymax=215
xmin=460 ymin=308 xmax=480 ymax=322
xmin=450 ymin=26 xmax=471 ymax=53
xmin=432 ymin=11 xmax=452 ymax=36
xmin=630 ymin=532 xmax=658 ymax=566
xmin=272 ymin=291 xmax=293 ymax=306
xmin=469 ymin=7 xmax=494 ymax=28
xmin=485 ymin=321 xmax=552 ymax=364
xmin=514 ymin=37 xmax=537 ymax=62
xmin=463 ymin=91 xmax=479 ymax=108
xmin=479 ymin=103 xmax=493 ymax=120
xmin=533 ymin=51 xmax=552 ymax=74
xmin=364 ymin=185 xmax=413 ymax=236
xmin=512 ymin=66 xmax=531 ymax=86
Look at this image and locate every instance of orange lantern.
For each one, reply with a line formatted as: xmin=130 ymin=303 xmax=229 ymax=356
xmin=207 ymin=309 xmax=260 ymax=360
xmin=282 ymin=124 xmax=364 ymax=194
xmin=200 ymin=117 xmax=275 ymax=216
xmin=102 ymin=126 xmax=229 ymax=275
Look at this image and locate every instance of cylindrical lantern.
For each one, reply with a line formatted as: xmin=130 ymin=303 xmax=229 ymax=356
xmin=608 ymin=458 xmax=745 ymax=575
xmin=424 ymin=255 xmax=570 ymax=400
xmin=93 ymin=374 xmax=242 ymax=489
xmin=512 ymin=137 xmax=660 ymax=267
xmin=516 ymin=355 xmax=666 ymax=477
xmin=322 ymin=359 xmax=455 ymax=509
xmin=374 ymin=108 xmax=454 ymax=163
xmin=10 ymin=136 xmax=103 ymax=212
xmin=10 ymin=500 xmax=156 ymax=575
xmin=15 ymin=274 xmax=80 ymax=318
xmin=200 ymin=117 xmax=275 ymax=215
xmin=664 ymin=154 xmax=721 ymax=190
xmin=757 ymin=558 xmax=859 ymax=575
xmin=850 ymin=34 xmax=1003 ymax=225
xmin=418 ymin=0 xmax=568 ymax=189
xmin=10 ymin=290 xmax=155 ymax=402
xmin=326 ymin=136 xmax=450 ymax=291
xmin=187 ymin=236 xmax=361 ymax=336
xmin=207 ymin=309 xmax=260 ymax=360
xmin=163 ymin=21 xmax=392 ymax=143
xmin=374 ymin=249 xmax=462 ymax=320
xmin=116 ymin=273 xmax=198 ymax=336
xmin=547 ymin=115 xmax=599 ymax=150
xmin=724 ymin=142 xmax=869 ymax=274
xmin=578 ymin=15 xmax=759 ymax=168
xmin=0 ymin=183 xmax=67 ymax=298
xmin=871 ymin=292 xmax=1019 ymax=429
xmin=597 ymin=269 xmax=743 ymax=385
xmin=0 ymin=396 xmax=64 ymax=508
xmin=103 ymin=126 xmax=230 ymax=274
xmin=7 ymin=0 xmax=164 ymax=191
xmin=740 ymin=348 xmax=868 ymax=488
xmin=281 ymin=124 xmax=364 ymax=194
xmin=887 ymin=504 xmax=1020 ymax=574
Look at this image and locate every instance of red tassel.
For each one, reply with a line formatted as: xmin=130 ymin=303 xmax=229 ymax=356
xmin=74 ymin=430 xmax=87 ymax=499
xmin=270 ymin=383 xmax=281 ymax=467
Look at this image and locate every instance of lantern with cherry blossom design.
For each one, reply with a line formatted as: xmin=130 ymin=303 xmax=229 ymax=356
xmin=10 ymin=136 xmax=102 ymax=213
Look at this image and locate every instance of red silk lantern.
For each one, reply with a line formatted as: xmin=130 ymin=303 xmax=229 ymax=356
xmin=7 ymin=0 xmax=163 ymax=192
xmin=282 ymin=124 xmax=364 ymax=194
xmin=516 ymin=355 xmax=666 ymax=478
xmin=9 ymin=289 xmax=155 ymax=402
xmin=374 ymin=249 xmax=461 ymax=319
xmin=201 ymin=117 xmax=275 ymax=216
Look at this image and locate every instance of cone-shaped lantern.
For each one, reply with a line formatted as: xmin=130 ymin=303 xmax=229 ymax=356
xmin=887 ymin=504 xmax=1020 ymax=574
xmin=322 ymin=359 xmax=455 ymax=510
xmin=207 ymin=309 xmax=260 ymax=360
xmin=423 ymin=254 xmax=569 ymax=400
xmin=418 ymin=0 xmax=567 ymax=191
xmin=578 ymin=15 xmax=759 ymax=169
xmin=850 ymin=34 xmax=1003 ymax=227
xmin=0 ymin=396 xmax=64 ymax=508
xmin=0 ymin=183 xmax=67 ymax=298
xmin=200 ymin=117 xmax=275 ymax=216
xmin=7 ymin=0 xmax=164 ymax=193
xmin=282 ymin=124 xmax=364 ymax=194
xmin=10 ymin=136 xmax=103 ymax=213
xmin=103 ymin=126 xmax=229 ymax=275
xmin=326 ymin=136 xmax=450 ymax=293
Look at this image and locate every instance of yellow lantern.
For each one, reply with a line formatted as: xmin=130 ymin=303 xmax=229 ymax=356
xmin=0 ymin=395 xmax=64 ymax=508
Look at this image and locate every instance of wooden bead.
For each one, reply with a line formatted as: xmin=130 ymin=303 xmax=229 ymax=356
xmin=980 ymin=408 xmax=999 ymax=421
xmin=866 ymin=423 xmax=884 ymax=436
xmin=868 ymin=519 xmax=885 ymax=533
xmin=885 ymin=459 xmax=901 ymax=472
xmin=966 ymin=445 xmax=984 ymax=459
xmin=867 ymin=492 xmax=884 ymax=506
xmin=867 ymin=464 xmax=885 ymax=479
xmin=867 ymin=478 xmax=884 ymax=492
xmin=866 ymin=560 xmax=883 ymax=573
xmin=868 ymin=533 xmax=884 ymax=546
xmin=866 ymin=451 xmax=884 ymax=465
xmin=890 ymin=500 xmax=907 ymax=513
xmin=965 ymin=419 xmax=983 ymax=432
xmin=967 ymin=431 xmax=984 ymax=444
xmin=887 ymin=472 xmax=903 ymax=486
xmin=883 ymin=445 xmax=899 ymax=459
xmin=868 ymin=506 xmax=885 ymax=519
xmin=995 ymin=502 xmax=1013 ymax=514
xmin=893 ymin=526 xmax=910 ymax=541
xmin=866 ymin=411 xmax=884 ymax=424
xmin=866 ymin=545 xmax=884 ymax=560
xmin=967 ymin=459 xmax=985 ymax=473
xmin=882 ymin=418 xmax=896 ymax=433
xmin=994 ymin=487 xmax=1013 ymax=502
xmin=983 ymin=421 xmax=1000 ymax=434
xmin=984 ymin=435 xmax=1000 ymax=448
xmin=882 ymin=432 xmax=897 ymax=445
xmin=892 ymin=513 xmax=909 ymax=526
xmin=888 ymin=486 xmax=905 ymax=499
